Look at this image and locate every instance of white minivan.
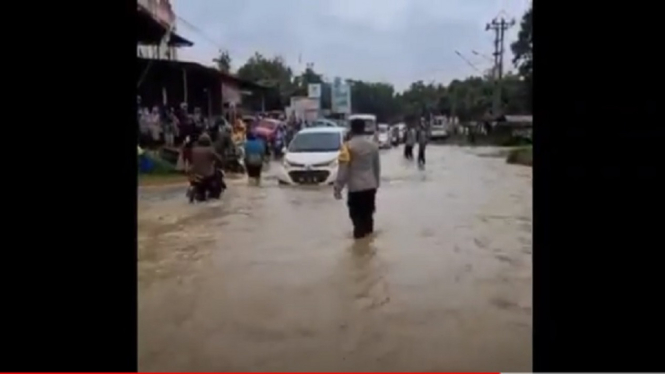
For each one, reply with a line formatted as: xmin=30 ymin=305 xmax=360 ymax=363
xmin=278 ymin=127 xmax=347 ymax=186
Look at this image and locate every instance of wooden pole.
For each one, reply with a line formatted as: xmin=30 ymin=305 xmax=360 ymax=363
xmin=182 ymin=68 xmax=188 ymax=105
xmin=206 ymin=89 xmax=212 ymax=119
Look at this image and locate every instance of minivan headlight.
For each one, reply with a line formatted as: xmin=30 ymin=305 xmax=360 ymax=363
xmin=283 ymin=160 xmax=304 ymax=168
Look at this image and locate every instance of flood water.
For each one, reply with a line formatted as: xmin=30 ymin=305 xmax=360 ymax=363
xmin=137 ymin=145 xmax=532 ymax=372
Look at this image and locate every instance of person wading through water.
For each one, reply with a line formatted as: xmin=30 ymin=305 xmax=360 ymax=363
xmin=404 ymin=123 xmax=416 ymax=160
xmin=334 ymin=118 xmax=381 ymax=239
xmin=220 ymin=125 xmax=238 ymax=172
xmin=244 ymin=131 xmax=267 ymax=185
xmin=416 ymin=122 xmax=429 ymax=168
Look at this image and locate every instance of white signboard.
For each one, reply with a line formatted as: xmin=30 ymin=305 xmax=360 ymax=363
xmin=332 ymin=77 xmax=351 ymax=114
xmin=290 ymin=96 xmax=320 ymax=121
xmin=307 ymin=83 xmax=322 ymax=99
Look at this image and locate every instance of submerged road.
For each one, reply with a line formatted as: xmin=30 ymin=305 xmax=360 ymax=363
xmin=138 ymin=145 xmax=532 ymax=372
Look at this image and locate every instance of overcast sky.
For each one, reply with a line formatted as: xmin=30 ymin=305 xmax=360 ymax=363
xmin=172 ymin=0 xmax=530 ymax=91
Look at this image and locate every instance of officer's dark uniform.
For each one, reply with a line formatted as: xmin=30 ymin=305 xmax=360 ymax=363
xmin=417 ymin=125 xmax=429 ymax=166
xmin=334 ymin=122 xmax=381 ymax=239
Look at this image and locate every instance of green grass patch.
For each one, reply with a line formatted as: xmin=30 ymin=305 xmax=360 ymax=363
xmin=506 ymin=146 xmax=533 ymax=166
xmin=499 ymin=136 xmax=533 ymax=147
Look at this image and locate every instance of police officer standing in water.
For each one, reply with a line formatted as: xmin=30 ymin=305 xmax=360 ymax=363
xmin=334 ymin=118 xmax=381 ymax=239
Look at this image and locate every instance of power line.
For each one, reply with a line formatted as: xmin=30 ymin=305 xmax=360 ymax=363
xmin=454 ymin=50 xmax=483 ymax=73
xmin=175 ymin=15 xmax=227 ymax=56
xmin=471 ymin=50 xmax=494 ymax=63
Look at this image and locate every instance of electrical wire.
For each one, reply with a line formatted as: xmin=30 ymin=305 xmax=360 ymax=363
xmin=176 ymin=15 xmax=227 ymax=54
xmin=454 ymin=50 xmax=483 ymax=73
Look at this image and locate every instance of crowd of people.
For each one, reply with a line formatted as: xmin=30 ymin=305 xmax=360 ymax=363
xmin=137 ymin=97 xmax=211 ymax=149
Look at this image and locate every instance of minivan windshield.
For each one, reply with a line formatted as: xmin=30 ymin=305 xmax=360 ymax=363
xmin=288 ymin=132 xmax=342 ymax=153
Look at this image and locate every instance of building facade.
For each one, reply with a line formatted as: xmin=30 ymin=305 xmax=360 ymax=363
xmin=137 ymin=0 xmax=179 ymax=60
xmin=137 ymin=44 xmax=177 ymax=60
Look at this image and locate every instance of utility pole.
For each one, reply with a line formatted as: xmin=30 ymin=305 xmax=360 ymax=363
xmin=486 ymin=17 xmax=515 ymax=116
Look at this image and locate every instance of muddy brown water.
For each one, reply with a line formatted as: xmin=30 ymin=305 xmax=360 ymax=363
xmin=138 ymin=145 xmax=532 ymax=372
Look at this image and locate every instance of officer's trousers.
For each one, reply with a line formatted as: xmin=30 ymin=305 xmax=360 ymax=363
xmin=417 ymin=144 xmax=426 ymax=165
xmin=347 ymin=189 xmax=377 ymax=239
xmin=404 ymin=144 xmax=414 ymax=159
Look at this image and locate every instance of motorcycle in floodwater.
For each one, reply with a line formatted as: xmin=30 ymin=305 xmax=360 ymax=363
xmin=272 ymin=137 xmax=285 ymax=159
xmin=187 ymin=167 xmax=226 ymax=203
xmin=223 ymin=143 xmax=246 ymax=175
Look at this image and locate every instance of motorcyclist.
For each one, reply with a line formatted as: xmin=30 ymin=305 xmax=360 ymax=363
xmin=273 ymin=126 xmax=286 ymax=158
xmin=181 ymin=128 xmax=200 ymax=173
xmin=391 ymin=125 xmax=400 ymax=146
xmin=190 ymin=133 xmax=225 ymax=200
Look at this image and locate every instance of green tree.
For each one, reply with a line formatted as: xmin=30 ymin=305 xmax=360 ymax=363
xmin=213 ymin=50 xmax=232 ymax=73
xmin=290 ymin=64 xmax=333 ymax=110
xmin=510 ymin=6 xmax=533 ymax=112
xmin=237 ymin=52 xmax=296 ymax=108
xmin=231 ymin=49 xmax=530 ymax=119
xmin=502 ymin=73 xmax=529 ymax=114
xmin=293 ymin=63 xmax=323 ymax=94
xmin=349 ymin=81 xmax=398 ymax=122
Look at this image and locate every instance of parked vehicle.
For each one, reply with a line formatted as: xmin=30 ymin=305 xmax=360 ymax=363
xmin=395 ymin=122 xmax=407 ymax=143
xmin=430 ymin=116 xmax=451 ymax=140
xmin=312 ymin=119 xmax=340 ymax=128
xmin=277 ymin=127 xmax=346 ymax=186
xmin=377 ymin=123 xmax=392 ymax=149
xmin=347 ymin=113 xmax=377 ymax=143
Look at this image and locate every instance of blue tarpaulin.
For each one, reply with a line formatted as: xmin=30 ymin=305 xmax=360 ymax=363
xmin=139 ymin=154 xmax=154 ymax=173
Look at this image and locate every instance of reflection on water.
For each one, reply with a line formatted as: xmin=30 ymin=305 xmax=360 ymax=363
xmin=138 ymin=146 xmax=532 ymax=372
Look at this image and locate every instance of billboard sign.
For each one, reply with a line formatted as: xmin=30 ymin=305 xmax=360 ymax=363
xmin=290 ymin=96 xmax=320 ymax=122
xmin=307 ymin=83 xmax=322 ymax=99
xmin=331 ymin=77 xmax=351 ymax=114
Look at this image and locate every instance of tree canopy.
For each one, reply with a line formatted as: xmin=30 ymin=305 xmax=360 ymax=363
xmin=510 ymin=5 xmax=532 ymax=112
xmin=233 ymin=6 xmax=532 ymax=120
xmin=213 ymin=50 xmax=232 ymax=73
